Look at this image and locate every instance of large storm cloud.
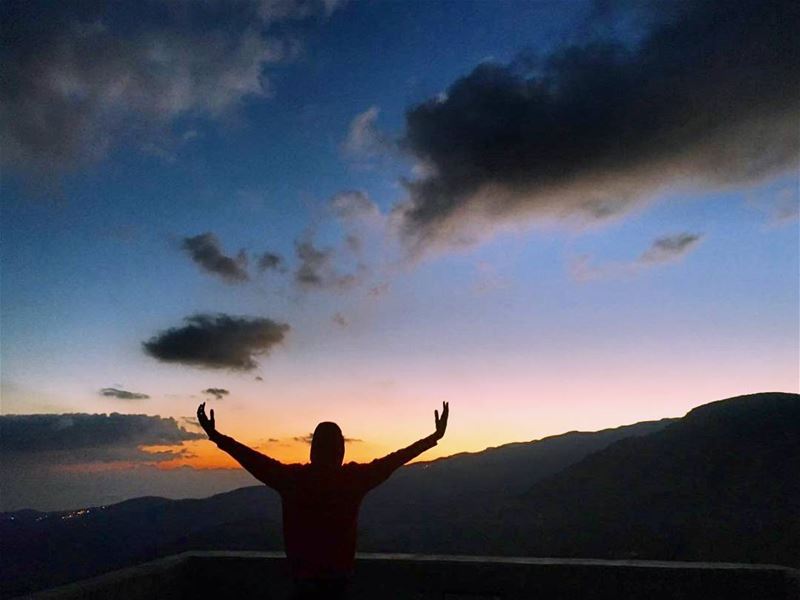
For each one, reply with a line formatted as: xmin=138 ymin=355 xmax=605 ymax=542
xmin=143 ymin=313 xmax=289 ymax=370
xmin=398 ymin=0 xmax=799 ymax=247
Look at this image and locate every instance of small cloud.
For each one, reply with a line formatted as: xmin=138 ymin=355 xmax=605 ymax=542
xmin=143 ymin=313 xmax=290 ymax=371
xmin=294 ymin=237 xmax=361 ymax=291
xmin=202 ymin=388 xmax=229 ymax=400
xmin=255 ymin=376 xmax=264 ymax=382
xmin=268 ymin=437 xmax=279 ymax=443
xmin=182 ymin=232 xmax=249 ymax=283
xmin=332 ymin=313 xmax=349 ymax=328
xmin=180 ymin=416 xmax=202 ymax=431
xmin=330 ymin=190 xmax=380 ymax=221
xmin=368 ymin=282 xmax=390 ymax=298
xmin=747 ymin=187 xmax=800 ymax=227
xmin=341 ymin=106 xmax=394 ymax=160
xmin=99 ymin=388 xmax=150 ymax=400
xmin=258 ymin=251 xmax=285 ymax=273
xmin=571 ymin=232 xmax=704 ymax=282
xmin=639 ymin=233 xmax=703 ymax=264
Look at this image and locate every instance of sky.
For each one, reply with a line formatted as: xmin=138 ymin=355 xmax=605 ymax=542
xmin=1 ymin=0 xmax=798 ymax=511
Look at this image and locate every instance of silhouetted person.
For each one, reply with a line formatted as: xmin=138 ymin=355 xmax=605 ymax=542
xmin=196 ymin=400 xmax=449 ymax=599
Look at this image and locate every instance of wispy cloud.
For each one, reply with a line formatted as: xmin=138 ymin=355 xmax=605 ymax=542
xmin=294 ymin=236 xmax=362 ymax=291
xmin=202 ymin=388 xmax=230 ymax=400
xmin=341 ymin=106 xmax=395 ymax=162
xmin=1 ymin=0 xmax=342 ymax=178
xmin=571 ymin=233 xmax=704 ymax=282
xmin=182 ymin=233 xmax=249 ymax=284
xmin=258 ymin=251 xmax=286 ymax=273
xmin=100 ymin=388 xmax=150 ymax=401
xmin=639 ymin=234 xmax=704 ymax=265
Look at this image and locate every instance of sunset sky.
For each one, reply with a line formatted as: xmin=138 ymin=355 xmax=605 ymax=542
xmin=1 ymin=0 xmax=798 ymax=511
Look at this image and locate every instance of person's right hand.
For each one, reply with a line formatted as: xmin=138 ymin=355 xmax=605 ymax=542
xmin=197 ymin=402 xmax=217 ymax=439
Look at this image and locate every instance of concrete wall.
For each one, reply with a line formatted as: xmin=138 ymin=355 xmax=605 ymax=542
xmin=26 ymin=552 xmax=800 ymax=600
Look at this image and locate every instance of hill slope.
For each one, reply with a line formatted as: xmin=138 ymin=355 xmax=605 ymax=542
xmin=488 ymin=392 xmax=800 ymax=565
xmin=0 ymin=418 xmax=669 ymax=595
xmin=3 ymin=392 xmax=798 ymax=596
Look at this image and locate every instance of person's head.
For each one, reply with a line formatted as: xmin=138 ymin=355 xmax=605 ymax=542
xmin=310 ymin=421 xmax=345 ymax=467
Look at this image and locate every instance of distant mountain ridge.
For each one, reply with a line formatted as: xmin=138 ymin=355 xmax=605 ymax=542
xmin=2 ymin=392 xmax=797 ymax=596
xmin=488 ymin=392 xmax=800 ymax=565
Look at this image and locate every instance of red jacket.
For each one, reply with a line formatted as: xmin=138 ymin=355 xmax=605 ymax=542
xmin=213 ymin=433 xmax=437 ymax=579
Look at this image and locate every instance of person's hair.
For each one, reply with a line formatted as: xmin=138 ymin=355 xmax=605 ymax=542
xmin=310 ymin=421 xmax=345 ymax=466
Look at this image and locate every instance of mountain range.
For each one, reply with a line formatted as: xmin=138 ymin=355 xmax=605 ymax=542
xmin=2 ymin=392 xmax=797 ymax=596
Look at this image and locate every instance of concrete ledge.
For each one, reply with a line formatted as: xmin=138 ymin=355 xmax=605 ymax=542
xmin=24 ymin=551 xmax=800 ymax=600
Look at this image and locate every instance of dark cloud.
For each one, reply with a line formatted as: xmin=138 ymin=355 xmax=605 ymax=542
xmin=398 ymin=0 xmax=799 ymax=247
xmin=258 ymin=251 xmax=285 ymax=272
xmin=571 ymin=232 xmax=704 ymax=281
xmin=0 ymin=0 xmax=341 ymax=177
xmin=640 ymin=233 xmax=703 ymax=265
xmin=143 ymin=313 xmax=289 ymax=371
xmin=332 ymin=313 xmax=349 ymax=328
xmin=100 ymin=388 xmax=150 ymax=400
xmin=255 ymin=376 xmax=264 ymax=382
xmin=0 ymin=413 xmax=201 ymax=460
xmin=202 ymin=388 xmax=230 ymax=400
xmin=182 ymin=233 xmax=249 ymax=283
xmin=294 ymin=238 xmax=361 ymax=290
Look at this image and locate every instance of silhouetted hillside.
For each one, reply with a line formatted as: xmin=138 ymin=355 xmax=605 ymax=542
xmin=0 ymin=418 xmax=667 ymax=596
xmin=488 ymin=392 xmax=800 ymax=565
xmin=3 ymin=393 xmax=797 ymax=596
xmin=359 ymin=418 xmax=672 ymax=551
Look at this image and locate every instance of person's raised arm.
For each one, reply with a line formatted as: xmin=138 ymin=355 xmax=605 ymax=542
xmin=362 ymin=402 xmax=449 ymax=489
xmin=197 ymin=402 xmax=288 ymax=490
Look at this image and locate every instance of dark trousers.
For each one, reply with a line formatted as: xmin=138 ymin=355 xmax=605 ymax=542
xmin=290 ymin=577 xmax=349 ymax=600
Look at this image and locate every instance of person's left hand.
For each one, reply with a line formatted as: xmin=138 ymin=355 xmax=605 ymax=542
xmin=197 ymin=402 xmax=217 ymax=439
xmin=433 ymin=401 xmax=449 ymax=440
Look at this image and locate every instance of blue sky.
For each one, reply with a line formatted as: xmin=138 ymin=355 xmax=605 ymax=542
xmin=1 ymin=0 xmax=798 ymax=510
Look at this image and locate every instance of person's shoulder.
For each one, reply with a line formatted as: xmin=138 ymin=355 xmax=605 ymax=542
xmin=279 ymin=462 xmax=308 ymax=476
xmin=341 ymin=460 xmax=374 ymax=473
